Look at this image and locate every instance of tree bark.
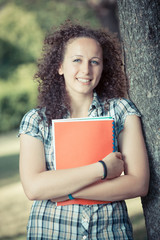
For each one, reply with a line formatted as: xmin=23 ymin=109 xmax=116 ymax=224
xmin=117 ymin=1 xmax=160 ymax=239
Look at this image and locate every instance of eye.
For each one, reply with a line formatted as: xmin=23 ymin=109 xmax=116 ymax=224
xmin=73 ymin=59 xmax=81 ymax=63
xmin=90 ymin=60 xmax=99 ymax=65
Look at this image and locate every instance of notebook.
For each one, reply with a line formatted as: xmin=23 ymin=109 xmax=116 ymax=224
xmin=52 ymin=117 xmax=115 ymax=206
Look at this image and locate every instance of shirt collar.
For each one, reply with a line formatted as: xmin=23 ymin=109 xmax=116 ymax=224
xmin=88 ymin=92 xmax=103 ymax=117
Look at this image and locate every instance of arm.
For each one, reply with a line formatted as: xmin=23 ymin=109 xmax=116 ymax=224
xmin=19 ymin=134 xmax=124 ymax=201
xmin=71 ymin=115 xmax=150 ymax=201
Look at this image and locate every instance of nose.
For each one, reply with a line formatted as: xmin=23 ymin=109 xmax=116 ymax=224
xmin=81 ymin=61 xmax=90 ymax=75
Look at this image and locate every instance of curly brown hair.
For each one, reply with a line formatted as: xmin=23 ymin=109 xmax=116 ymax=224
xmin=35 ymin=20 xmax=128 ymax=124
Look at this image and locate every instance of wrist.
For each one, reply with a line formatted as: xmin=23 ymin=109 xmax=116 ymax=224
xmin=98 ymin=160 xmax=107 ymax=180
xmin=94 ymin=162 xmax=104 ymax=180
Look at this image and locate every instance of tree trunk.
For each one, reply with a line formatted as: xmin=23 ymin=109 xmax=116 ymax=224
xmin=117 ymin=1 xmax=160 ymax=239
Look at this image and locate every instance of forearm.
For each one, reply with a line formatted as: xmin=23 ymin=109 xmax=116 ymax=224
xmin=20 ymin=133 xmax=125 ymax=201
xmin=22 ymin=162 xmax=103 ymax=201
xmin=73 ymin=174 xmax=148 ymax=202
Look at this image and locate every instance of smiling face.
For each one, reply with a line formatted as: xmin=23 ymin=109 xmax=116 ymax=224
xmin=58 ymin=37 xmax=103 ymax=99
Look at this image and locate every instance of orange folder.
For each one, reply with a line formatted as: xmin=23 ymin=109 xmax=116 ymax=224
xmin=52 ymin=117 xmax=115 ymax=206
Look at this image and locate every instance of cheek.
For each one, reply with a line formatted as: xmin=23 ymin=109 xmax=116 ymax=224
xmin=65 ymin=63 xmax=77 ymax=74
xmin=67 ymin=67 xmax=78 ymax=78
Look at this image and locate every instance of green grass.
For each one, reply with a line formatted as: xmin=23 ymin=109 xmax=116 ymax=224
xmin=0 ymin=153 xmax=20 ymax=187
xmin=0 ymin=234 xmax=25 ymax=240
xmin=131 ymin=214 xmax=147 ymax=240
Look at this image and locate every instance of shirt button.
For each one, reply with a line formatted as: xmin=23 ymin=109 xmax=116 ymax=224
xmin=82 ymin=236 xmax=87 ymax=240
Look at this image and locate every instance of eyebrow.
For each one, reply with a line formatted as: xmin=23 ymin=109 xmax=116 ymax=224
xmin=71 ymin=55 xmax=102 ymax=60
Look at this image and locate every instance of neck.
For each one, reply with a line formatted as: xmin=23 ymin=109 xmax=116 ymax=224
xmin=69 ymin=93 xmax=93 ymax=118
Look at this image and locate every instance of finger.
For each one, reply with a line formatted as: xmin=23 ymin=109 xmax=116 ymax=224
xmin=115 ymin=152 xmax=122 ymax=159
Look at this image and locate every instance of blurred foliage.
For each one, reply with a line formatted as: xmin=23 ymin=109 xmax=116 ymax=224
xmin=0 ymin=64 xmax=38 ymax=132
xmin=0 ymin=0 xmax=100 ymax=133
xmin=0 ymin=3 xmax=43 ymax=79
xmin=0 ymin=0 xmax=100 ymax=31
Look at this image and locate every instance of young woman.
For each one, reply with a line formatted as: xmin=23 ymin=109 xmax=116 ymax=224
xmin=19 ymin=21 xmax=149 ymax=239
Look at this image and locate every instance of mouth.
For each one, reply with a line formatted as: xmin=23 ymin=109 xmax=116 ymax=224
xmin=76 ymin=78 xmax=92 ymax=83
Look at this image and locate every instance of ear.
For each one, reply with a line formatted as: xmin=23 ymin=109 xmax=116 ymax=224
xmin=58 ymin=64 xmax=63 ymax=75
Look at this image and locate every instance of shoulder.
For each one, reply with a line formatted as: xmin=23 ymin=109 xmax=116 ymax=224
xmin=19 ymin=108 xmax=47 ymax=141
xmin=108 ymin=98 xmax=141 ymax=136
xmin=109 ymin=98 xmax=141 ymax=117
xmin=22 ymin=108 xmax=40 ymax=121
xmin=21 ymin=108 xmax=46 ymax=124
xmin=19 ymin=108 xmax=42 ymax=131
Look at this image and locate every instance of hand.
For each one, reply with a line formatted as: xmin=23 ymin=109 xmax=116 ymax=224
xmin=102 ymin=152 xmax=124 ymax=179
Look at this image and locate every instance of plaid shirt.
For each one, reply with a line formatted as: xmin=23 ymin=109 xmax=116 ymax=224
xmin=19 ymin=93 xmax=140 ymax=239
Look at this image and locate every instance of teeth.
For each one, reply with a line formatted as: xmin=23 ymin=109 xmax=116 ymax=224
xmin=77 ymin=78 xmax=91 ymax=83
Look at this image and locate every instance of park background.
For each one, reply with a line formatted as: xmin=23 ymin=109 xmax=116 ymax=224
xmin=0 ymin=0 xmax=147 ymax=239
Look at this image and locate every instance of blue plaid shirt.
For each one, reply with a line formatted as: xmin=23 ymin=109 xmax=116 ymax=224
xmin=19 ymin=93 xmax=140 ymax=239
